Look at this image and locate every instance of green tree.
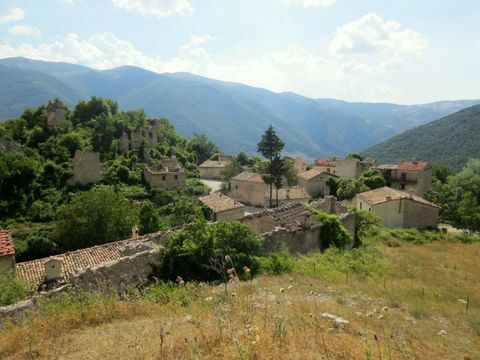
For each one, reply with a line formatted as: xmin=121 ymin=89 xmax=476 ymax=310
xmin=72 ymin=96 xmax=118 ymax=125
xmin=222 ymin=156 xmax=243 ymax=187
xmin=257 ymin=125 xmax=285 ymax=207
xmin=138 ymin=201 xmax=161 ymax=235
xmin=53 ymin=186 xmax=136 ymax=251
xmin=188 ymin=133 xmax=219 ymax=165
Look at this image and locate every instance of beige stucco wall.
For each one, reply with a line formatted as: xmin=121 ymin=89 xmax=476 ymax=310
xmin=199 ymin=167 xmax=224 ymax=180
xmin=229 ymin=180 xmax=267 ymax=207
xmin=0 ymin=256 xmax=15 ymax=274
xmin=216 ymin=207 xmax=245 ymax=221
xmin=356 ymin=197 xmax=404 ymax=228
xmin=390 ymin=169 xmax=432 ymax=196
xmin=336 ymin=158 xmax=360 ymax=179
xmin=144 ymin=168 xmax=186 ymax=189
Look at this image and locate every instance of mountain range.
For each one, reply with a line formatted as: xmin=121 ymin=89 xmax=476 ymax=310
xmin=362 ymin=104 xmax=480 ymax=171
xmin=1 ymin=57 xmax=479 ymax=158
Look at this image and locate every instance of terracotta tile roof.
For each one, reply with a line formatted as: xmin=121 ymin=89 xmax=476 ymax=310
xmin=199 ymin=192 xmax=244 ymax=213
xmin=268 ymin=202 xmax=319 ymax=230
xmin=231 ymin=171 xmax=265 ymax=183
xmin=397 ymin=161 xmax=431 ymax=172
xmin=15 ymin=232 xmax=166 ymax=287
xmin=315 ymin=158 xmax=336 ymax=167
xmin=357 ymin=187 xmax=440 ymax=208
xmin=0 ymin=230 xmax=14 ymax=257
xmin=298 ymin=168 xmax=331 ymax=180
xmin=199 ymin=160 xmax=229 ymax=168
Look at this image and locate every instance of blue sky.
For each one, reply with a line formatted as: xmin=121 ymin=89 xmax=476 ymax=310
xmin=0 ymin=0 xmax=479 ymax=104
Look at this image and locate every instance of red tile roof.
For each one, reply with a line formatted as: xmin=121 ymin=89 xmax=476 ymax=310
xmin=15 ymin=231 xmax=167 ymax=287
xmin=397 ymin=161 xmax=431 ymax=172
xmin=0 ymin=230 xmax=14 ymax=257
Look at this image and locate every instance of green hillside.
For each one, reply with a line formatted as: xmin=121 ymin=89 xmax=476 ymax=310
xmin=362 ymin=105 xmax=480 ymax=171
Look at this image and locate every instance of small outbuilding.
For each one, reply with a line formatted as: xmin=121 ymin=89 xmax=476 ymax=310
xmin=199 ymin=157 xmax=230 ymax=179
xmin=199 ymin=192 xmax=245 ymax=221
xmin=298 ymin=168 xmax=334 ymax=197
xmin=355 ymin=187 xmax=440 ymax=229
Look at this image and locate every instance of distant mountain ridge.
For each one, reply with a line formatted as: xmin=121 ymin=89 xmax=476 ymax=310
xmin=362 ymin=104 xmax=480 ymax=171
xmin=1 ymin=57 xmax=479 ymax=157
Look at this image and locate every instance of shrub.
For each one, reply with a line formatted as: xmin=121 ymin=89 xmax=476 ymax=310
xmin=138 ymin=201 xmax=160 ymax=235
xmin=257 ymin=252 xmax=294 ymax=275
xmin=162 ymin=220 xmax=262 ymax=282
xmin=314 ymin=211 xmax=352 ymax=249
xmin=0 ymin=272 xmax=33 ymax=306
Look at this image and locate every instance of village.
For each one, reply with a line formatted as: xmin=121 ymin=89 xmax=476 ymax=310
xmin=0 ymin=99 xmax=440 ymax=296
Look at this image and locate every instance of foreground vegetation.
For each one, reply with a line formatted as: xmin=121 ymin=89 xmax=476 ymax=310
xmin=1 ymin=228 xmax=479 ymax=359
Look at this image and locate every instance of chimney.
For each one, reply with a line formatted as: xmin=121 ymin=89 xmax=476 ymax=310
xmin=44 ymin=257 xmax=64 ymax=281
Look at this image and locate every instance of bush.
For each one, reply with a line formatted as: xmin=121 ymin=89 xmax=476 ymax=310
xmin=162 ymin=220 xmax=262 ymax=282
xmin=0 ymin=272 xmax=33 ymax=306
xmin=138 ymin=201 xmax=160 ymax=235
xmin=314 ymin=211 xmax=352 ymax=249
xmin=257 ymin=252 xmax=294 ymax=275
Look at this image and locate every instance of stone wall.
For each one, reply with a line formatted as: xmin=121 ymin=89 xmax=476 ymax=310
xmin=403 ymin=199 xmax=439 ymax=229
xmin=262 ymin=226 xmax=322 ymax=254
xmin=67 ymin=150 xmax=103 ymax=186
xmin=239 ymin=212 xmax=280 ymax=234
xmin=143 ymin=166 xmax=186 ymax=189
xmin=46 ymin=99 xmax=66 ymax=129
xmin=216 ymin=207 xmax=245 ymax=221
xmin=119 ymin=123 xmax=159 ymax=152
xmin=199 ymin=167 xmax=224 ymax=179
xmin=69 ymin=247 xmax=163 ymax=294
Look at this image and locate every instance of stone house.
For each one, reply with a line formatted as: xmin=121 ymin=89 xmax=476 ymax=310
xmin=336 ymin=157 xmax=373 ymax=179
xmin=199 ymin=156 xmax=230 ymax=179
xmin=67 ymin=150 xmax=104 ymax=186
xmin=0 ymin=230 xmax=15 ymax=274
xmin=298 ymin=168 xmax=335 ymax=197
xmin=229 ymin=171 xmax=267 ymax=207
xmin=378 ymin=160 xmax=432 ymax=197
xmin=314 ymin=158 xmax=337 ymax=175
xmin=119 ymin=120 xmax=159 ymax=152
xmin=355 ymin=187 xmax=440 ymax=229
xmin=143 ymin=156 xmax=186 ymax=189
xmin=199 ymin=192 xmax=245 ymax=221
xmin=46 ymin=99 xmax=66 ymax=129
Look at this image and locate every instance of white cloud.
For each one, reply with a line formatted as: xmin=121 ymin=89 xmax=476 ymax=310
xmin=8 ymin=25 xmax=41 ymax=37
xmin=282 ymin=0 xmax=336 ymax=7
xmin=112 ymin=0 xmax=194 ymax=17
xmin=330 ymin=13 xmax=428 ymax=62
xmin=0 ymin=7 xmax=25 ymax=23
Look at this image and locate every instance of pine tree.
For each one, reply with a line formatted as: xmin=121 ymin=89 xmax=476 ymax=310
xmin=257 ymin=125 xmax=284 ymax=207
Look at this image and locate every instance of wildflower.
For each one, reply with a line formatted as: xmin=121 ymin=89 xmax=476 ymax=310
xmin=225 ymin=255 xmax=231 ymax=262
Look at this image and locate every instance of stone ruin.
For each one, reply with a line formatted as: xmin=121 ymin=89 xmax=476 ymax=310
xmin=67 ymin=150 xmax=104 ymax=186
xmin=46 ymin=99 xmax=66 ymax=129
xmin=119 ymin=120 xmax=159 ymax=152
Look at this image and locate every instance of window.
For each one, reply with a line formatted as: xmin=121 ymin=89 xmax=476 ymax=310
xmin=369 ymin=208 xmax=372 ymax=212
xmin=359 ymin=202 xmax=362 ymax=209
xmin=401 ymin=184 xmax=406 ymax=190
xmin=235 ymin=185 xmax=238 ymax=190
xmin=401 ymin=172 xmax=406 ymax=181
xmin=327 ymin=168 xmax=330 ymax=173
xmin=174 ymin=175 xmax=178 ymax=180
xmin=162 ymin=175 xmax=166 ymax=181
xmin=149 ymin=132 xmax=153 ymax=139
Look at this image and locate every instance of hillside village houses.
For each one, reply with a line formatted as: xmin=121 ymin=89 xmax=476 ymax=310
xmin=355 ymin=187 xmax=440 ymax=229
xmin=377 ymin=160 xmax=432 ymax=197
xmin=199 ymin=155 xmax=231 ymax=179
xmin=143 ymin=155 xmax=186 ymax=189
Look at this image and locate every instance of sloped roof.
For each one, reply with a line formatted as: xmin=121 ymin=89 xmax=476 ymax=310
xmin=298 ymin=168 xmax=330 ymax=180
xmin=199 ymin=192 xmax=244 ymax=213
xmin=397 ymin=161 xmax=431 ymax=171
xmin=231 ymin=171 xmax=265 ymax=183
xmin=199 ymin=160 xmax=229 ymax=168
xmin=0 ymin=230 xmax=14 ymax=257
xmin=268 ymin=202 xmax=319 ymax=230
xmin=357 ymin=187 xmax=440 ymax=208
xmin=15 ymin=232 xmax=166 ymax=287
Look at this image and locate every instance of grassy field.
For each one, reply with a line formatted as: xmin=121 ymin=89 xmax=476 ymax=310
xmin=1 ymin=231 xmax=479 ymax=359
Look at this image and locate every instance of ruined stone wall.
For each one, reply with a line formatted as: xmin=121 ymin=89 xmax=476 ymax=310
xmin=69 ymin=247 xmax=163 ymax=294
xmin=403 ymin=199 xmax=439 ymax=229
xmin=239 ymin=212 xmax=280 ymax=234
xmin=216 ymin=207 xmax=245 ymax=221
xmin=262 ymin=227 xmax=322 ymax=254
xmin=67 ymin=150 xmax=103 ymax=186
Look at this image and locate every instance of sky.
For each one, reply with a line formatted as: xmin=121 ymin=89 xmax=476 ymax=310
xmin=0 ymin=0 xmax=479 ymax=104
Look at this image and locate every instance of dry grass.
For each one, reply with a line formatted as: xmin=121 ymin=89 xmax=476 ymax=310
xmin=1 ymin=240 xmax=480 ymax=359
